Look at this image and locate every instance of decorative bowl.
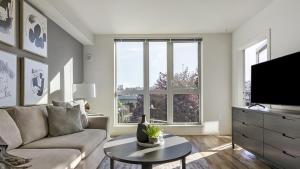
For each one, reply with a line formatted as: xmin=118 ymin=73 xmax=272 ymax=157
xmin=137 ymin=139 xmax=164 ymax=148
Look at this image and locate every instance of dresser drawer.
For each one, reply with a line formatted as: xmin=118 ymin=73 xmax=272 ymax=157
xmin=233 ymin=120 xmax=263 ymax=142
xmin=243 ymin=110 xmax=263 ymax=127
xmin=234 ymin=131 xmax=263 ymax=156
xmin=232 ymin=108 xmax=244 ymax=122
xmin=232 ymin=120 xmax=243 ymax=133
xmin=264 ymin=129 xmax=300 ymax=157
xmin=232 ymin=108 xmax=263 ymax=127
xmin=264 ymin=114 xmax=300 ymax=138
xmin=264 ymin=144 xmax=300 ymax=169
xmin=244 ymin=124 xmax=263 ymax=142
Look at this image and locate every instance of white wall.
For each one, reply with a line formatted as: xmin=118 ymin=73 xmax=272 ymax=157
xmin=84 ymin=34 xmax=232 ymax=136
xmin=232 ymin=0 xmax=300 ymax=108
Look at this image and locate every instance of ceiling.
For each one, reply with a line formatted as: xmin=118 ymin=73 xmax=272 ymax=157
xmin=29 ymin=0 xmax=273 ymax=44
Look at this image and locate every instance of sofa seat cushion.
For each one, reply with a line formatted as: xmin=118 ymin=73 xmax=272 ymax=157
xmin=8 ymin=149 xmax=81 ymax=169
xmin=21 ymin=129 xmax=106 ymax=158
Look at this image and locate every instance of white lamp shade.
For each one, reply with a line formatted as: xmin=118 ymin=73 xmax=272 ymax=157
xmin=73 ymin=83 xmax=96 ymax=99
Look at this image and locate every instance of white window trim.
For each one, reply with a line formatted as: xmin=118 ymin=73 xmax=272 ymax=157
xmin=114 ymin=39 xmax=202 ymax=125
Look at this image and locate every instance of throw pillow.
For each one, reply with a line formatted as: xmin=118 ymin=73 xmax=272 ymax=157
xmin=72 ymin=100 xmax=89 ymax=128
xmin=47 ymin=105 xmax=83 ymax=137
xmin=52 ymin=100 xmax=73 ymax=108
xmin=8 ymin=106 xmax=48 ymax=145
xmin=52 ymin=100 xmax=89 ymax=128
xmin=0 ymin=109 xmax=23 ymax=150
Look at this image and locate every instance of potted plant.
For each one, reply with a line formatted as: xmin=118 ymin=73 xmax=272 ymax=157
xmin=143 ymin=125 xmax=161 ymax=144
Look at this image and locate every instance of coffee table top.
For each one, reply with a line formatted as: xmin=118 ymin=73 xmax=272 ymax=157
xmin=104 ymin=134 xmax=192 ymax=165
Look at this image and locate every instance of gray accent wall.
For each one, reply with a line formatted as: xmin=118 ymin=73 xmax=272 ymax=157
xmin=0 ymin=4 xmax=83 ymax=106
xmin=47 ymin=19 xmax=83 ymax=102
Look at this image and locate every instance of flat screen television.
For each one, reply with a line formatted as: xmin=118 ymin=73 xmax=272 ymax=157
xmin=251 ymin=51 xmax=300 ymax=106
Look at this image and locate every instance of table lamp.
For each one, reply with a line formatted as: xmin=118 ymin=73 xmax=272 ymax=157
xmin=73 ymin=83 xmax=96 ymax=112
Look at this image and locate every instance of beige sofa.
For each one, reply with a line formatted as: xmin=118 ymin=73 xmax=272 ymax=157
xmin=0 ymin=105 xmax=109 ymax=169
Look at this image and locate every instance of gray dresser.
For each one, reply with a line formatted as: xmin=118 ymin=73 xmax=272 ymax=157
xmin=232 ymin=107 xmax=300 ymax=169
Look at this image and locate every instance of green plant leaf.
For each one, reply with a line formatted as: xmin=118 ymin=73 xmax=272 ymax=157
xmin=143 ymin=125 xmax=161 ymax=138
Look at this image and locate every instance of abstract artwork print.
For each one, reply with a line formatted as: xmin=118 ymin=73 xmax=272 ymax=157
xmin=0 ymin=50 xmax=16 ymax=107
xmin=31 ymin=68 xmax=45 ymax=97
xmin=23 ymin=58 xmax=48 ymax=105
xmin=22 ymin=1 xmax=47 ymax=57
xmin=0 ymin=0 xmax=16 ymax=46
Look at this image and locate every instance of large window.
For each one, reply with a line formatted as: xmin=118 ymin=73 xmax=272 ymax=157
xmin=244 ymin=39 xmax=268 ymax=106
xmin=116 ymin=39 xmax=201 ymax=124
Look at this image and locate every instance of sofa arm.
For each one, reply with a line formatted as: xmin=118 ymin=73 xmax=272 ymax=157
xmin=88 ymin=116 xmax=110 ymax=138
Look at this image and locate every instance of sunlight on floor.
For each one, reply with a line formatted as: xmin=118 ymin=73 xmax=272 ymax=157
xmin=190 ymin=152 xmax=217 ymax=159
xmin=231 ymin=144 xmax=243 ymax=151
xmin=209 ymin=143 xmax=232 ymax=151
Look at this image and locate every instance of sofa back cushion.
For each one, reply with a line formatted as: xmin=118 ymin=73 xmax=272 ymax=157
xmin=47 ymin=105 xmax=83 ymax=137
xmin=52 ymin=100 xmax=73 ymax=108
xmin=8 ymin=106 xmax=48 ymax=144
xmin=0 ymin=109 xmax=23 ymax=150
xmin=52 ymin=100 xmax=89 ymax=128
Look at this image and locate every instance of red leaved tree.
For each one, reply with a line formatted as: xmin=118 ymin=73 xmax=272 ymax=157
xmin=131 ymin=68 xmax=199 ymax=123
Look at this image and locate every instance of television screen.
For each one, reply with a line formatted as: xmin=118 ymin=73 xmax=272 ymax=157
xmin=251 ymin=51 xmax=300 ymax=106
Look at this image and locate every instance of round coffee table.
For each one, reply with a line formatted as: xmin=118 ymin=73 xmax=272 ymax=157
xmin=104 ymin=134 xmax=192 ymax=169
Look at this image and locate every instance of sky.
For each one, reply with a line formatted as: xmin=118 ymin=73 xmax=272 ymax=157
xmin=116 ymin=42 xmax=198 ymax=89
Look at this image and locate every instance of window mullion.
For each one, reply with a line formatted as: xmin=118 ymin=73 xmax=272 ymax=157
xmin=144 ymin=41 xmax=150 ymax=121
xmin=167 ymin=41 xmax=173 ymax=124
xmin=114 ymin=43 xmax=118 ymax=125
xmin=198 ymin=41 xmax=202 ymax=124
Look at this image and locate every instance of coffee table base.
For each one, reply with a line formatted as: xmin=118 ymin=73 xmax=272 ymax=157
xmin=142 ymin=164 xmax=152 ymax=169
xmin=110 ymin=157 xmax=186 ymax=169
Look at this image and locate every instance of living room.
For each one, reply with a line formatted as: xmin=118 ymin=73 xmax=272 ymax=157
xmin=0 ymin=0 xmax=299 ymax=169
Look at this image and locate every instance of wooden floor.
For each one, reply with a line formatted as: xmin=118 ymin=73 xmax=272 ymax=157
xmin=184 ymin=135 xmax=271 ymax=169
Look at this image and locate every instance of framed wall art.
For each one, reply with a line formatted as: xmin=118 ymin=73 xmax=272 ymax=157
xmin=0 ymin=50 xmax=17 ymax=107
xmin=21 ymin=1 xmax=47 ymax=57
xmin=0 ymin=0 xmax=16 ymax=46
xmin=22 ymin=58 xmax=48 ymax=105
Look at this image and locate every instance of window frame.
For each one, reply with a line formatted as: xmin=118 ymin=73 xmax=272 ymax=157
xmin=114 ymin=38 xmax=202 ymax=125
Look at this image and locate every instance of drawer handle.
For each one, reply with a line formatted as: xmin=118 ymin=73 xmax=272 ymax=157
xmin=242 ymin=110 xmax=245 ymax=112
xmin=281 ymin=116 xmax=294 ymax=121
xmin=242 ymin=134 xmax=248 ymax=138
xmin=282 ymin=151 xmax=296 ymax=158
xmin=282 ymin=133 xmax=295 ymax=139
xmin=242 ymin=122 xmax=247 ymax=125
